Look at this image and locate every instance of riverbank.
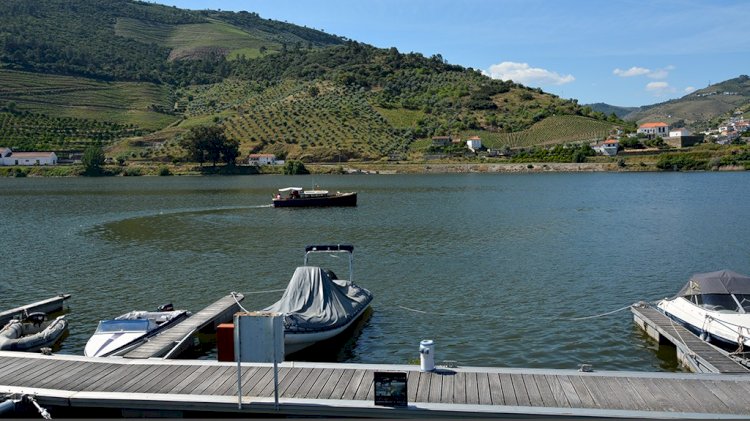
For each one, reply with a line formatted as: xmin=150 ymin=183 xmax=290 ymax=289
xmin=0 ymin=161 xmax=650 ymax=176
xmin=3 ymin=144 xmax=750 ymax=176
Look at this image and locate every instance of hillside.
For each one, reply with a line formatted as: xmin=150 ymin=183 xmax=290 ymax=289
xmin=0 ymin=0 xmax=622 ymax=163
xmin=624 ymin=75 xmax=750 ymax=128
xmin=586 ymin=103 xmax=637 ymax=119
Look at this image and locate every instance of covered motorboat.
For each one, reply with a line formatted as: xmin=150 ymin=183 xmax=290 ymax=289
xmin=657 ymin=270 xmax=750 ymax=349
xmin=0 ymin=314 xmax=67 ymax=352
xmin=272 ymin=187 xmax=357 ymax=208
xmin=264 ymin=245 xmax=373 ymax=354
xmin=84 ymin=305 xmax=190 ymax=357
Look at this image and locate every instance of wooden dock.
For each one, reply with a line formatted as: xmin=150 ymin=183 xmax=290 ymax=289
xmin=631 ymin=304 xmax=750 ymax=374
xmin=121 ymin=293 xmax=244 ymax=359
xmin=0 ymin=294 xmax=71 ymax=326
xmin=2 ymin=351 xmax=750 ymax=418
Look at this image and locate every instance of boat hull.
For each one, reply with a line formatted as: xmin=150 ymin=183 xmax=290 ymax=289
xmin=273 ymin=192 xmax=357 ymax=208
xmin=657 ymin=297 xmax=750 ymax=348
xmin=284 ymin=303 xmax=371 ymax=355
xmin=84 ymin=310 xmax=190 ymax=357
xmin=0 ymin=316 xmax=68 ymax=352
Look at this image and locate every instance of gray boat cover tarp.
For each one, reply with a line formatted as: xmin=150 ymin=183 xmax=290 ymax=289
xmin=264 ymin=266 xmax=373 ymax=333
xmin=676 ymin=270 xmax=750 ymax=296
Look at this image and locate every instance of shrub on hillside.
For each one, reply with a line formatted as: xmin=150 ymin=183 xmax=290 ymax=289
xmin=656 ymin=154 xmax=707 ymax=171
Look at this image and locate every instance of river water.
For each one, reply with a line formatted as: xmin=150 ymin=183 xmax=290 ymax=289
xmin=2 ymin=172 xmax=749 ymax=371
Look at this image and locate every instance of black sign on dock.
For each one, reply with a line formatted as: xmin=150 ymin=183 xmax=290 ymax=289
xmin=373 ymin=371 xmax=407 ymax=407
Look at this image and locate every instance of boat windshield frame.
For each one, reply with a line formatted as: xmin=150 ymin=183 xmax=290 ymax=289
xmin=304 ymin=244 xmax=354 ymax=283
xmin=685 ymin=293 xmax=748 ymax=313
xmin=96 ymin=319 xmax=151 ymax=333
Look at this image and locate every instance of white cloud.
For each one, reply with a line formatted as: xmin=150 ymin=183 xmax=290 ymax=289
xmin=684 ymin=86 xmax=696 ymax=94
xmin=645 ymin=81 xmax=676 ymax=96
xmin=486 ymin=62 xmax=574 ymax=86
xmin=613 ymin=67 xmax=650 ymax=77
xmin=647 ymin=65 xmax=675 ymax=80
xmin=613 ymin=65 xmax=674 ymax=79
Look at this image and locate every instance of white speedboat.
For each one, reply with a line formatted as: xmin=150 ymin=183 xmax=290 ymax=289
xmin=84 ymin=305 xmax=190 ymax=357
xmin=657 ymin=270 xmax=750 ymax=348
xmin=264 ymin=244 xmax=373 ymax=355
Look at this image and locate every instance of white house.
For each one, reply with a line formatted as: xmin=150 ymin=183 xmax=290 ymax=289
xmin=247 ymin=153 xmax=277 ymax=166
xmin=466 ymin=136 xmax=482 ymax=151
xmin=593 ymin=138 xmax=619 ymax=156
xmin=669 ymin=128 xmax=691 ymax=137
xmin=637 ymin=122 xmax=669 ymax=138
xmin=0 ymin=148 xmax=58 ymax=166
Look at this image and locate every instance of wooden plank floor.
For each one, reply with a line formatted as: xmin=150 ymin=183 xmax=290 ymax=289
xmin=632 ymin=306 xmax=750 ymax=374
xmin=2 ymin=351 xmax=750 ymax=418
xmin=122 ymin=294 xmax=244 ymax=359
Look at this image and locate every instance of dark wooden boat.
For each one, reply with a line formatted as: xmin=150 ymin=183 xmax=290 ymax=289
xmin=272 ymin=187 xmax=357 ymax=208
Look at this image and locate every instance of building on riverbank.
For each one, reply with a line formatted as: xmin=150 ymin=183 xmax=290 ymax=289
xmin=0 ymin=148 xmax=58 ymax=166
xmin=637 ymin=122 xmax=669 ymax=139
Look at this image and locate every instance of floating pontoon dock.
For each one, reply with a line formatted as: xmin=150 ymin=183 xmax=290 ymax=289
xmin=2 ymin=351 xmax=750 ymax=418
xmin=631 ymin=304 xmax=750 ymax=374
xmin=0 ymin=294 xmax=71 ymax=326
xmin=121 ymin=293 xmax=245 ymax=359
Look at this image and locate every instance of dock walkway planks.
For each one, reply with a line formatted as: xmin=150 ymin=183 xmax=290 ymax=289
xmin=631 ymin=305 xmax=750 ymax=374
xmin=2 ymin=351 xmax=750 ymax=418
xmin=122 ymin=293 xmax=244 ymax=359
xmin=0 ymin=294 xmax=71 ymax=326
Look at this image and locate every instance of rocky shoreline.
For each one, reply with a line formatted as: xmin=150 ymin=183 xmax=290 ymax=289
xmin=336 ymin=162 xmax=636 ymax=174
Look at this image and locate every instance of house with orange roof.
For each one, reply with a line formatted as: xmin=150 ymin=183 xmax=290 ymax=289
xmin=593 ymin=138 xmax=619 ymax=156
xmin=466 ymin=136 xmax=482 ymax=151
xmin=637 ymin=122 xmax=669 ymax=139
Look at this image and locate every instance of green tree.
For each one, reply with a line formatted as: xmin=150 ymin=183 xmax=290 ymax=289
xmin=220 ymin=137 xmax=240 ymax=165
xmin=283 ymin=160 xmax=309 ymax=174
xmin=81 ymin=145 xmax=105 ymax=175
xmin=180 ymin=126 xmax=238 ymax=166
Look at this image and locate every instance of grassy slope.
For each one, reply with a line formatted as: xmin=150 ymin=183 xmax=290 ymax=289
xmin=0 ymin=70 xmax=176 ymax=130
xmin=165 ymin=77 xmax=616 ymax=161
xmin=115 ymin=17 xmax=279 ymax=61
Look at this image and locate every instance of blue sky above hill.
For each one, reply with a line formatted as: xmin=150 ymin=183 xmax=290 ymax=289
xmin=160 ymin=0 xmax=749 ymax=107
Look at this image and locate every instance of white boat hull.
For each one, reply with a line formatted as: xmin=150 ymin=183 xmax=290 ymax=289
xmin=84 ymin=309 xmax=189 ymax=357
xmin=657 ymin=297 xmax=750 ymax=347
xmin=84 ymin=331 xmax=147 ymax=357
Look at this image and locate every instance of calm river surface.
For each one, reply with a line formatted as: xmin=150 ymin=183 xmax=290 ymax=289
xmin=2 ymin=172 xmax=750 ymax=371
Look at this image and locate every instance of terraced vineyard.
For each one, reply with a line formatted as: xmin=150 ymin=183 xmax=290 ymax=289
xmin=476 ymin=115 xmax=614 ymax=149
xmin=0 ymin=70 xmax=176 ymax=130
xmin=0 ymin=112 xmax=143 ymax=151
xmin=216 ymin=80 xmax=410 ymax=160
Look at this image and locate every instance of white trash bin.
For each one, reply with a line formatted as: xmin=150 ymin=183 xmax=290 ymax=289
xmin=419 ymin=339 xmax=435 ymax=372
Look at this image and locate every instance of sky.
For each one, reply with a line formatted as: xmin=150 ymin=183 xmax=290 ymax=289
xmin=157 ymin=0 xmax=749 ymax=107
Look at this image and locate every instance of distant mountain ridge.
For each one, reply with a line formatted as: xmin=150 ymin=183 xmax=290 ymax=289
xmin=623 ymin=75 xmax=750 ymax=128
xmin=585 ymin=103 xmax=638 ymax=119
